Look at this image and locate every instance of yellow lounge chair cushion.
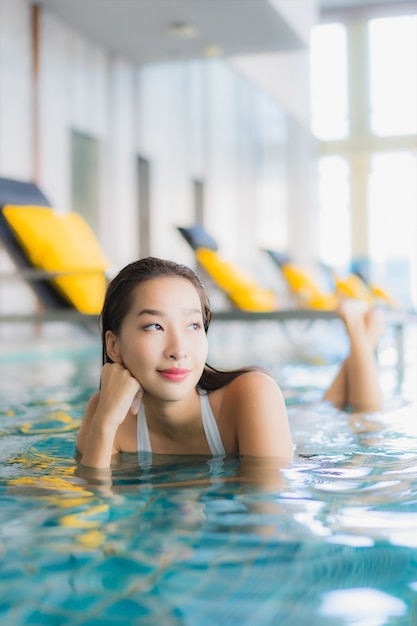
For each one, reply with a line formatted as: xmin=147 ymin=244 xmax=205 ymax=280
xmin=3 ymin=204 xmax=109 ymax=314
xmin=369 ymin=283 xmax=396 ymax=307
xmin=334 ymin=274 xmax=373 ymax=306
xmin=280 ymin=264 xmax=338 ymax=310
xmin=196 ymin=248 xmax=276 ymax=312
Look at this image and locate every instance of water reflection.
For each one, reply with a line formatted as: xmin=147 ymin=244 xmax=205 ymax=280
xmin=0 ymin=335 xmax=416 ymax=625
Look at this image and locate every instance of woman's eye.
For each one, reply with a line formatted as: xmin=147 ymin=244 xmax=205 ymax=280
xmin=144 ymin=323 xmax=162 ymax=331
xmin=189 ymin=322 xmax=202 ymax=330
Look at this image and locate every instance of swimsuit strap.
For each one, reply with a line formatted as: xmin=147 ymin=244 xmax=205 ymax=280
xmin=200 ymin=393 xmax=226 ymax=456
xmin=137 ymin=401 xmax=152 ymax=467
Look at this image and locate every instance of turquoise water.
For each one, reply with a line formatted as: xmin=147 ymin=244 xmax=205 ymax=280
xmin=0 ymin=321 xmax=416 ymax=626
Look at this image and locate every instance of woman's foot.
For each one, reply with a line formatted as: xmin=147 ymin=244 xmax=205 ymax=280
xmin=364 ymin=307 xmax=385 ymax=350
xmin=337 ymin=299 xmax=384 ymax=348
xmin=336 ymin=298 xmax=369 ymax=333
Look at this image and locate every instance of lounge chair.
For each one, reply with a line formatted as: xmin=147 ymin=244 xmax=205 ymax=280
xmin=177 ymin=225 xmax=412 ymax=387
xmin=265 ymin=249 xmax=398 ymax=309
xmin=177 ymin=224 xmax=353 ymax=320
xmin=338 ymin=267 xmax=398 ymax=308
xmin=0 ymin=176 xmax=108 ymax=326
xmin=177 ymin=225 xmax=277 ymax=312
xmin=264 ymin=249 xmax=338 ymax=310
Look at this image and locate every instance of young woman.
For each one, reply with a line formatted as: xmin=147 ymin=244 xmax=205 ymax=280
xmin=76 ymin=257 xmax=383 ymax=469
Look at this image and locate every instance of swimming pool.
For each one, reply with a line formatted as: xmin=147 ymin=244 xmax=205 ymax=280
xmin=0 ymin=320 xmax=416 ymax=626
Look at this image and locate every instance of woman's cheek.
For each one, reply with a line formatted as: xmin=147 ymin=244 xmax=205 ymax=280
xmin=120 ymin=348 xmax=147 ymax=380
xmin=198 ymin=338 xmax=209 ymax=365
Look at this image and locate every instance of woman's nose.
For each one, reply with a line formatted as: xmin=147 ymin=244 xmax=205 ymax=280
xmin=169 ymin=349 xmax=186 ymax=360
xmin=166 ymin=331 xmax=187 ymax=360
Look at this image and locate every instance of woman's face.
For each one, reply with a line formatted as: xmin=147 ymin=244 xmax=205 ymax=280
xmin=106 ymin=276 xmax=208 ymax=402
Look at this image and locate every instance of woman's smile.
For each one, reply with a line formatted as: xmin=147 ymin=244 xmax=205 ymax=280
xmin=157 ymin=368 xmax=191 ymax=382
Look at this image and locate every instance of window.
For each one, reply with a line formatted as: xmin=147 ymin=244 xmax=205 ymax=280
xmin=369 ymin=152 xmax=417 ymax=307
xmin=71 ymin=130 xmax=99 ymax=231
xmin=137 ymin=156 xmax=151 ymax=257
xmin=310 ymin=23 xmax=348 ymax=141
xmin=369 ymin=15 xmax=417 ymax=136
xmin=193 ymin=178 xmax=205 ymax=225
xmin=310 ymin=12 xmax=417 ymax=308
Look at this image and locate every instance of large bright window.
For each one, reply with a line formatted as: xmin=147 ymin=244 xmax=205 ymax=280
xmin=311 ymin=11 xmax=417 ymax=309
xmin=310 ymin=23 xmax=348 ymax=141
xmin=369 ymin=15 xmax=417 ymax=136
xmin=369 ymin=152 xmax=417 ymax=307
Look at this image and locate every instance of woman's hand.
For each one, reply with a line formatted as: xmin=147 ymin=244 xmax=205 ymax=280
xmin=97 ymin=362 xmax=143 ymax=428
xmin=77 ymin=363 xmax=142 ymax=469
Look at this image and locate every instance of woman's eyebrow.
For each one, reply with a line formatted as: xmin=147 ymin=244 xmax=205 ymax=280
xmin=136 ymin=308 xmax=202 ymax=317
xmin=137 ymin=308 xmax=162 ymax=317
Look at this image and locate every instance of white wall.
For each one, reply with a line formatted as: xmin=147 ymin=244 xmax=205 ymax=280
xmin=0 ymin=0 xmax=36 ymax=331
xmin=0 ymin=0 xmax=32 ymax=179
xmin=104 ymin=57 xmax=138 ymax=268
xmin=38 ymin=11 xmax=109 ymax=213
xmin=230 ymin=49 xmax=312 ymax=129
xmin=253 ymin=0 xmax=318 ymax=127
xmin=135 ymin=58 xmax=297 ymax=273
xmin=0 ymin=0 xmax=318 ymax=324
xmin=270 ymin=0 xmax=319 ymax=47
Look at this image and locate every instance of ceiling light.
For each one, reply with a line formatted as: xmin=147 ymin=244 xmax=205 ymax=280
xmin=167 ymin=22 xmax=199 ymax=39
xmin=202 ymin=45 xmax=223 ymax=58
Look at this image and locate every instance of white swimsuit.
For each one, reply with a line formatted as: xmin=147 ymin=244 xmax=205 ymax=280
xmin=136 ymin=393 xmax=226 ymax=466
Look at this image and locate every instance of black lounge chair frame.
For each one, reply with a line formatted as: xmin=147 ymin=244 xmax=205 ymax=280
xmin=0 ymin=176 xmax=98 ymax=328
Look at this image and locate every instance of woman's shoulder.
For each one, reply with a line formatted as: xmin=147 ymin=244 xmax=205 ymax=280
xmin=225 ymin=369 xmax=281 ymax=396
xmin=213 ymin=369 xmax=283 ymax=415
xmin=217 ymin=370 xmax=292 ymax=458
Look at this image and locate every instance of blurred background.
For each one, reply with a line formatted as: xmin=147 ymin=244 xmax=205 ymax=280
xmin=0 ymin=0 xmax=416 ymax=322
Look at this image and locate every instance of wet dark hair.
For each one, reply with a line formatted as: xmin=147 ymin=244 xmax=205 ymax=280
xmin=100 ymin=257 xmax=261 ymax=393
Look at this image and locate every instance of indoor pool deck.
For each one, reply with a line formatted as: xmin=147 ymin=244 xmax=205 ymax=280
xmin=0 ymin=316 xmax=416 ymax=626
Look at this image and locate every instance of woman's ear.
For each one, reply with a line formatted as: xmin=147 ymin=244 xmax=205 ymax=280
xmin=105 ymin=331 xmax=122 ymax=364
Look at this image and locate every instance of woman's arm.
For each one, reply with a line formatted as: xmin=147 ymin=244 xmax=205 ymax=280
xmin=225 ymin=371 xmax=294 ymax=460
xmin=77 ymin=363 xmax=142 ymax=469
xmin=76 ymin=391 xmax=101 ymax=456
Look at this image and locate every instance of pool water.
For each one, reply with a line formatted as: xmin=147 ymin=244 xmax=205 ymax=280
xmin=0 ymin=320 xmax=416 ymax=626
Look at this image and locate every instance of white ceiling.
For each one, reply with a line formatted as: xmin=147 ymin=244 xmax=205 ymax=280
xmin=321 ymin=0 xmax=408 ymax=9
xmin=31 ymin=0 xmax=412 ymax=66
xmin=32 ymin=0 xmax=306 ymax=65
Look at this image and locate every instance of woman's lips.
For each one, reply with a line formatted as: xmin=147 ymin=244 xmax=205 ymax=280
xmin=158 ymin=368 xmax=190 ymax=382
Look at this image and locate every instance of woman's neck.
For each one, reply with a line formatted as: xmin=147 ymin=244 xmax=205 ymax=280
xmin=142 ymin=389 xmax=211 ymax=454
xmin=142 ymin=389 xmax=202 ymax=435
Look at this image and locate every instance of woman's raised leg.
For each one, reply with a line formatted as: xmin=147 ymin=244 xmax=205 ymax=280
xmin=323 ymin=301 xmax=384 ymax=411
